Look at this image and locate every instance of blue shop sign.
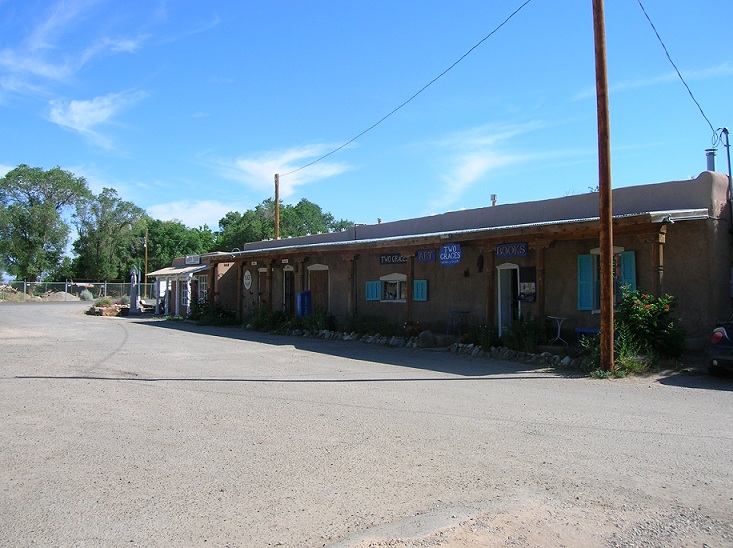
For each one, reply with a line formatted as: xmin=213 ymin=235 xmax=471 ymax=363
xmin=416 ymin=249 xmax=435 ymax=263
xmin=380 ymin=253 xmax=407 ymax=265
xmin=439 ymin=243 xmax=462 ymax=266
xmin=496 ymin=242 xmax=528 ymax=258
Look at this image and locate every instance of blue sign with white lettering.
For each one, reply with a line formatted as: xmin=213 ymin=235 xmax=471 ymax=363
xmin=496 ymin=242 xmax=528 ymax=258
xmin=416 ymin=249 xmax=435 ymax=263
xmin=439 ymin=244 xmax=462 ymax=266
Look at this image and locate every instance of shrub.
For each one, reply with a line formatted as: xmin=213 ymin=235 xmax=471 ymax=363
xmin=615 ymin=288 xmax=686 ymax=359
xmin=468 ymin=323 xmax=501 ymax=349
xmin=188 ymin=300 xmax=238 ymax=326
xmin=95 ymin=296 xmax=115 ymax=308
xmin=79 ymin=289 xmax=94 ymax=301
xmin=119 ymin=295 xmax=130 ymax=306
xmin=503 ymin=315 xmax=544 ymax=352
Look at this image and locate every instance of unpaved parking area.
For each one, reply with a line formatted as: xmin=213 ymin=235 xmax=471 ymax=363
xmin=1 ymin=302 xmax=733 ymax=547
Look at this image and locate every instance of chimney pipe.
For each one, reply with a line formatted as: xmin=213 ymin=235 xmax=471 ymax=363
xmin=491 ymin=194 xmax=497 ymax=207
xmin=706 ymin=149 xmax=717 ymax=172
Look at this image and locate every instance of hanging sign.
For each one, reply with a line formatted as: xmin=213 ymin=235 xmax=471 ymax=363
xmin=380 ymin=253 xmax=407 ymax=265
xmin=496 ymin=242 xmax=528 ymax=258
xmin=439 ymin=243 xmax=462 ymax=266
xmin=416 ymin=249 xmax=436 ymax=263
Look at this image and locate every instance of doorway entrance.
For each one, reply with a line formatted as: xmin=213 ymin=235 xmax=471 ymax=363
xmin=497 ymin=263 xmax=520 ymax=336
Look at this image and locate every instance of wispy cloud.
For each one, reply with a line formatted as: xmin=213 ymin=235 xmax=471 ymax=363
xmin=572 ymin=62 xmax=733 ymax=101
xmin=47 ymin=90 xmax=147 ymax=148
xmin=147 ymin=199 xmax=243 ymax=230
xmin=0 ymin=0 xmax=145 ymax=98
xmin=209 ymin=144 xmax=352 ymax=198
xmin=428 ymin=122 xmax=543 ymax=209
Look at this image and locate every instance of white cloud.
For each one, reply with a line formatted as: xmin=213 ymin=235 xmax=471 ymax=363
xmin=47 ymin=90 xmax=147 ymax=148
xmin=0 ymin=1 xmax=145 ymax=98
xmin=572 ymin=62 xmax=733 ymax=101
xmin=210 ymin=144 xmax=352 ymax=198
xmin=147 ymin=199 xmax=242 ymax=230
xmin=428 ymin=122 xmax=542 ymax=209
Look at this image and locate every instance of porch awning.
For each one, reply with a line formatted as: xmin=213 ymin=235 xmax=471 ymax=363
xmin=147 ymin=264 xmax=209 ymax=278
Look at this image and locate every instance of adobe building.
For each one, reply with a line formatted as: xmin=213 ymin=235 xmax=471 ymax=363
xmin=161 ymin=171 xmax=731 ymax=350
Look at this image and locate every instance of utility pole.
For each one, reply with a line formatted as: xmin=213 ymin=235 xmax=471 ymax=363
xmin=144 ymin=228 xmax=149 ymax=298
xmin=593 ymin=0 xmax=615 ymax=371
xmin=274 ymin=173 xmax=281 ymax=240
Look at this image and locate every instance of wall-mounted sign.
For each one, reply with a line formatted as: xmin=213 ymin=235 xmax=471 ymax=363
xmin=281 ymin=258 xmax=289 ymax=264
xmin=496 ymin=242 xmax=528 ymax=258
xmin=250 ymin=261 xmax=258 ymax=266
xmin=185 ymin=254 xmax=201 ymax=265
xmin=439 ymin=244 xmax=462 ymax=266
xmin=416 ymin=249 xmax=436 ymax=263
xmin=243 ymin=270 xmax=252 ymax=290
xmin=380 ymin=253 xmax=407 ymax=265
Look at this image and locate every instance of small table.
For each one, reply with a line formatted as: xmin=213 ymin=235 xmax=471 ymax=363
xmin=548 ymin=316 xmax=568 ymax=345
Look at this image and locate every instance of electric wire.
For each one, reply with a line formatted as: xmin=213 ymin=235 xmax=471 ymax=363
xmin=636 ymin=0 xmax=719 ymax=145
xmin=281 ymin=0 xmax=534 ymax=178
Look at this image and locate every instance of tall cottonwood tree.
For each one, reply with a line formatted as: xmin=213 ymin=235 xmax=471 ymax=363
xmin=0 ymin=164 xmax=90 ymax=281
xmin=72 ymin=188 xmax=147 ymax=280
xmin=215 ymin=198 xmax=353 ymax=251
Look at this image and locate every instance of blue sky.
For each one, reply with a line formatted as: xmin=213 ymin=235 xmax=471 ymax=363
xmin=1 ymin=0 xmax=731 ymax=232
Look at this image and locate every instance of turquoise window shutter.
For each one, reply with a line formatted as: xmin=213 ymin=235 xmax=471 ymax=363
xmin=620 ymin=251 xmax=636 ymax=291
xmin=577 ymin=254 xmax=594 ymax=310
xmin=366 ymin=281 xmax=381 ymax=301
xmin=413 ymin=280 xmax=428 ymax=301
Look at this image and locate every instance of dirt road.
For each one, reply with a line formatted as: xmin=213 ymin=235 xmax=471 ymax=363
xmin=1 ymin=302 xmax=732 ymax=547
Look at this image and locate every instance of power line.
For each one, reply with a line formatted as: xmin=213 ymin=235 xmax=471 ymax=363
xmin=281 ymin=0 xmax=535 ymax=178
xmin=636 ymin=0 xmax=717 ymax=141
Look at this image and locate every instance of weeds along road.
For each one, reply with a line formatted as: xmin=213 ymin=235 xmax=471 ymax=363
xmin=1 ymin=302 xmax=733 ymax=547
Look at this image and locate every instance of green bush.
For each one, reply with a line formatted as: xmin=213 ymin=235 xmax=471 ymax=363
xmin=578 ymin=289 xmax=686 ymax=376
xmin=79 ymin=289 xmax=94 ymax=301
xmin=615 ymin=288 xmax=686 ymax=359
xmin=468 ymin=323 xmax=501 ymax=349
xmin=503 ymin=315 xmax=544 ymax=352
xmin=189 ymin=300 xmax=238 ymax=326
xmin=95 ymin=296 xmax=115 ymax=307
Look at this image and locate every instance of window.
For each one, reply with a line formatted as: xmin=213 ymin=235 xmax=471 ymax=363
xmin=578 ymin=250 xmax=635 ymax=311
xmin=365 ymin=276 xmax=428 ymax=302
xmin=196 ymin=274 xmax=208 ymax=303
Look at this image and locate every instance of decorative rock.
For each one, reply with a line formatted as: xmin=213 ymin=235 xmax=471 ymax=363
xmin=418 ymin=330 xmax=437 ymax=349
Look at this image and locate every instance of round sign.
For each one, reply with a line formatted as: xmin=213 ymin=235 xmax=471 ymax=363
xmin=243 ymin=270 xmax=252 ymax=290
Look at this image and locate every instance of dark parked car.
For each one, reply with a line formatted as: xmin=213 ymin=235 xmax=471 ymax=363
xmin=706 ymin=317 xmax=733 ymax=375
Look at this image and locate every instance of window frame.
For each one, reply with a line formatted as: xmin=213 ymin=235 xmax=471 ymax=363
xmin=578 ymin=249 xmax=636 ymax=311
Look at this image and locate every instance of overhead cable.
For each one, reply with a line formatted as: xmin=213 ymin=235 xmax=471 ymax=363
xmin=636 ymin=0 xmax=718 ymax=143
xmin=281 ymin=0 xmax=535 ymax=177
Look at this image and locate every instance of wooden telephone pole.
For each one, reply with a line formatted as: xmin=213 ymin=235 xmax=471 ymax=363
xmin=274 ymin=173 xmax=281 ymax=240
xmin=592 ymin=0 xmax=615 ymax=371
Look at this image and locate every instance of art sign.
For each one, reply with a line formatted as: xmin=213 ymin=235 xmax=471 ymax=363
xmin=496 ymin=242 xmax=528 ymax=258
xmin=380 ymin=253 xmax=407 ymax=265
xmin=439 ymin=243 xmax=462 ymax=266
xmin=416 ymin=249 xmax=435 ymax=263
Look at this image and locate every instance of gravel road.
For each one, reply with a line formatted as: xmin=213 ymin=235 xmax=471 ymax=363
xmin=1 ymin=302 xmax=732 ymax=547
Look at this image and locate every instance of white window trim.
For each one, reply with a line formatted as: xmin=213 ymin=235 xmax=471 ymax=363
xmin=379 ymin=272 xmax=407 ymax=302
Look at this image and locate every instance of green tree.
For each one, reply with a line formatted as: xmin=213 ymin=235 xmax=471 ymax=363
xmin=215 ymin=198 xmax=353 ymax=251
xmin=72 ymin=188 xmax=146 ymax=280
xmin=0 ymin=164 xmax=90 ymax=281
xmin=145 ymin=218 xmax=216 ymax=272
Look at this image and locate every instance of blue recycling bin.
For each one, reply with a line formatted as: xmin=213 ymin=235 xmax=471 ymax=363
xmin=296 ymin=290 xmax=312 ymax=317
